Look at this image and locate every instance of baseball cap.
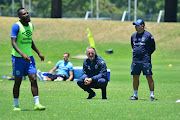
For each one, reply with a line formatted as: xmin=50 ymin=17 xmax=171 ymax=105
xmin=133 ymin=19 xmax=145 ymax=26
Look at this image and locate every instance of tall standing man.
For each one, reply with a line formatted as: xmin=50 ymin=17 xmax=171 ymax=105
xmin=77 ymin=47 xmax=108 ymax=99
xmin=129 ymin=19 xmax=156 ymax=101
xmin=11 ymin=8 xmax=46 ymax=111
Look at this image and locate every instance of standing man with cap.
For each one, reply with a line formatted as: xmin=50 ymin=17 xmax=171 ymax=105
xmin=11 ymin=8 xmax=46 ymax=110
xmin=128 ymin=19 xmax=156 ymax=101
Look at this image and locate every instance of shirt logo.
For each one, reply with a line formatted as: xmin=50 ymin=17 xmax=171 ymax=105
xmin=16 ymin=70 xmax=20 ymax=75
xmin=101 ymin=61 xmax=105 ymax=64
xmin=133 ymin=42 xmax=145 ymax=45
xmin=95 ymin=64 xmax=98 ymax=69
xmin=87 ymin=66 xmax=91 ymax=70
xmin=22 ymin=30 xmax=32 ymax=38
xmin=142 ymin=37 xmax=145 ymax=41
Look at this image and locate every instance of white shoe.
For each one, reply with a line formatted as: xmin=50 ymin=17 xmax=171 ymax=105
xmin=37 ymin=69 xmax=43 ymax=81
xmin=54 ymin=77 xmax=64 ymax=81
xmin=176 ymin=100 xmax=180 ymax=102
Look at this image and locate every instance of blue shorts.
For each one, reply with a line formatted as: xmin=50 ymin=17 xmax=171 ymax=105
xmin=131 ymin=62 xmax=153 ymax=75
xmin=12 ymin=55 xmax=15 ymax=76
xmin=12 ymin=56 xmax=36 ymax=77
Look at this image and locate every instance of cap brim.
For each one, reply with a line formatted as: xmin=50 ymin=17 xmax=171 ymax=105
xmin=133 ymin=22 xmax=140 ymax=25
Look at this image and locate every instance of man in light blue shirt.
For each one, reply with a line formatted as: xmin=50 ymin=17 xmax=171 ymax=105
xmin=46 ymin=52 xmax=73 ymax=81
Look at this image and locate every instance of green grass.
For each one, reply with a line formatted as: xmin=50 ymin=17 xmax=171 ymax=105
xmin=0 ymin=17 xmax=180 ymax=120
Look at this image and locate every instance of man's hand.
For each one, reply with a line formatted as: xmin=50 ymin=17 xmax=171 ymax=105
xmin=66 ymin=79 xmax=71 ymax=81
xmin=38 ymin=53 xmax=45 ymax=62
xmin=84 ymin=78 xmax=92 ymax=85
xmin=22 ymin=54 xmax=31 ymax=62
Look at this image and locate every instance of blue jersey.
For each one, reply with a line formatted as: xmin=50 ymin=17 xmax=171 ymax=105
xmin=131 ymin=30 xmax=155 ymax=63
xmin=56 ymin=60 xmax=73 ymax=78
xmin=80 ymin=55 xmax=108 ymax=82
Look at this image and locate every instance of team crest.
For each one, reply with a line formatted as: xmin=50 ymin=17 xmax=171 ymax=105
xmin=16 ymin=70 xmax=20 ymax=75
xmin=142 ymin=37 xmax=145 ymax=41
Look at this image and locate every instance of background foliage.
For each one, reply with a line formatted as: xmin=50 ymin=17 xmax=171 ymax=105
xmin=1 ymin=0 xmax=179 ymax=21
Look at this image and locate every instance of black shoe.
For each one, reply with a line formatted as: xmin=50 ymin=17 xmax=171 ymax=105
xmin=128 ymin=95 xmax=138 ymax=100
xmin=102 ymin=97 xmax=107 ymax=99
xmin=149 ymin=96 xmax=155 ymax=101
xmin=87 ymin=92 xmax=96 ymax=99
xmin=101 ymin=88 xmax=107 ymax=99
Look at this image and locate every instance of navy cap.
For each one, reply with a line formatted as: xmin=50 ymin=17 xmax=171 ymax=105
xmin=133 ymin=19 xmax=145 ymax=26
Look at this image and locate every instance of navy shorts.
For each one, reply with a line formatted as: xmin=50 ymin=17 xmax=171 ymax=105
xmin=131 ymin=62 xmax=153 ymax=75
xmin=12 ymin=56 xmax=36 ymax=77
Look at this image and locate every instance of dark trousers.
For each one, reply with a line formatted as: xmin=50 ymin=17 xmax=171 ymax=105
xmin=77 ymin=78 xmax=108 ymax=98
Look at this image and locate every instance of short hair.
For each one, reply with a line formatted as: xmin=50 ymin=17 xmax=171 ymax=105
xmin=85 ymin=47 xmax=97 ymax=55
xmin=64 ymin=52 xmax=70 ymax=57
xmin=17 ymin=8 xmax=25 ymax=16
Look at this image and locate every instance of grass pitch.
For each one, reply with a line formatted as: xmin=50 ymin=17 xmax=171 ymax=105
xmin=0 ymin=17 xmax=180 ymax=120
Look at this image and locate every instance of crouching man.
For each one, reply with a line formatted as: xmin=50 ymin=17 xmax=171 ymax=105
xmin=77 ymin=47 xmax=108 ymax=99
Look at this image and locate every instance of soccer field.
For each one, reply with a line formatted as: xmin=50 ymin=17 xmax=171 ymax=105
xmin=0 ymin=17 xmax=180 ymax=119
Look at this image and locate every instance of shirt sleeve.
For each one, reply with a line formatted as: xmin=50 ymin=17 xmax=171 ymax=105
xmin=11 ymin=24 xmax=19 ymax=38
xmin=69 ymin=63 xmax=73 ymax=71
xmin=80 ymin=61 xmax=88 ymax=80
xmin=91 ymin=60 xmax=107 ymax=82
xmin=56 ymin=61 xmax=61 ymax=68
xmin=149 ymin=35 xmax=156 ymax=54
xmin=131 ymin=35 xmax=134 ymax=48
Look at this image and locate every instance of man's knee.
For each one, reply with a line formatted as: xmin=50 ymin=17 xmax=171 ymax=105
xmin=14 ymin=82 xmax=21 ymax=88
xmin=77 ymin=78 xmax=84 ymax=86
xmin=98 ymin=78 xmax=108 ymax=87
xmin=30 ymin=76 xmax=37 ymax=83
xmin=14 ymin=77 xmax=22 ymax=88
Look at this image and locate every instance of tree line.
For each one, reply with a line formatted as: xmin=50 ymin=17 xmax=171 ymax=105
xmin=0 ymin=0 xmax=179 ymax=21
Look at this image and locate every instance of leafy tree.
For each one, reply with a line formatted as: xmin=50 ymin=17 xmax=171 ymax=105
xmin=0 ymin=0 xmax=179 ymax=21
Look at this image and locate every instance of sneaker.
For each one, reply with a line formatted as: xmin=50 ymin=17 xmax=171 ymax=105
xmin=34 ymin=104 xmax=46 ymax=110
xmin=87 ymin=92 xmax=96 ymax=99
xmin=149 ymin=96 xmax=155 ymax=101
xmin=176 ymin=100 xmax=180 ymax=102
xmin=102 ymin=97 xmax=107 ymax=99
xmin=13 ymin=106 xmax=21 ymax=111
xmin=54 ymin=77 xmax=64 ymax=81
xmin=37 ymin=69 xmax=43 ymax=81
xmin=128 ymin=95 xmax=138 ymax=100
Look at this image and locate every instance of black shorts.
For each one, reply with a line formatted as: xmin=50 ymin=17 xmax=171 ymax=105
xmin=47 ymin=75 xmax=66 ymax=81
xmin=131 ymin=62 xmax=153 ymax=75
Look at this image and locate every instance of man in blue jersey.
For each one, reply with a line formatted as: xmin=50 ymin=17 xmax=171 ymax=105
xmin=45 ymin=52 xmax=73 ymax=81
xmin=77 ymin=47 xmax=108 ymax=99
xmin=128 ymin=19 xmax=156 ymax=101
xmin=11 ymin=8 xmax=46 ymax=111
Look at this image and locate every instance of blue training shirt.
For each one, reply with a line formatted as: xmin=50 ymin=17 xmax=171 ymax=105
xmin=80 ymin=55 xmax=108 ymax=82
xmin=56 ymin=60 xmax=73 ymax=78
xmin=131 ymin=30 xmax=155 ymax=63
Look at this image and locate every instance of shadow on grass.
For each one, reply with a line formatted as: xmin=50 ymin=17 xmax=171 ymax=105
xmin=21 ymin=109 xmax=46 ymax=111
xmin=137 ymin=98 xmax=158 ymax=101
